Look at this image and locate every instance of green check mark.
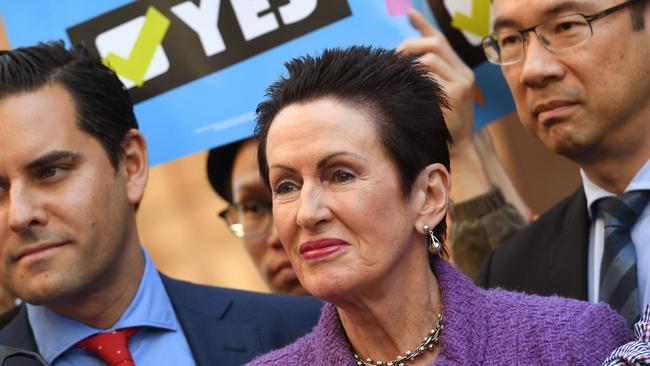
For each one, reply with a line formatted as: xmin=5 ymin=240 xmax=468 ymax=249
xmin=103 ymin=6 xmax=170 ymax=87
xmin=451 ymin=0 xmax=490 ymax=38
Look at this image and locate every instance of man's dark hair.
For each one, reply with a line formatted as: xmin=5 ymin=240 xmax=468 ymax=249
xmin=0 ymin=41 xmax=138 ymax=169
xmin=255 ymin=46 xmax=452 ymax=241
xmin=630 ymin=0 xmax=648 ymax=30
xmin=206 ymin=139 xmax=246 ymax=204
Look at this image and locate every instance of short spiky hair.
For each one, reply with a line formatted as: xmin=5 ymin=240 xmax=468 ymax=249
xmin=255 ymin=46 xmax=452 ymax=241
xmin=0 ymin=41 xmax=138 ymax=169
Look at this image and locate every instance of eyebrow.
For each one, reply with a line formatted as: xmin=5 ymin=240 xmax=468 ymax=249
xmin=25 ymin=150 xmax=80 ymax=171
xmin=493 ymin=1 xmax=590 ymax=31
xmin=269 ymin=163 xmax=298 ymax=174
xmin=316 ymin=152 xmax=364 ymax=170
xmin=235 ymin=184 xmax=271 ymax=199
xmin=269 ymin=151 xmax=365 ymax=173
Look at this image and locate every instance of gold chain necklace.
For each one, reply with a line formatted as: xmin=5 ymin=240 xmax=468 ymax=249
xmin=351 ymin=313 xmax=443 ymax=366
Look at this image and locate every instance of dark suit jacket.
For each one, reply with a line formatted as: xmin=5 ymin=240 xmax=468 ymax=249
xmin=0 ymin=306 xmax=19 ymax=329
xmin=479 ymin=187 xmax=590 ymax=300
xmin=0 ymin=274 xmax=322 ymax=366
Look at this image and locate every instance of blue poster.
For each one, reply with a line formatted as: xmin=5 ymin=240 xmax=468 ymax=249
xmin=0 ymin=0 xmax=514 ymax=165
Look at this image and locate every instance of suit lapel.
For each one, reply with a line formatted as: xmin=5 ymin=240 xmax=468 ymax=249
xmin=548 ymin=188 xmax=590 ymax=300
xmin=0 ymin=306 xmax=38 ymax=352
xmin=1 ymin=279 xmax=259 ymax=366
xmin=161 ymin=275 xmax=262 ymax=366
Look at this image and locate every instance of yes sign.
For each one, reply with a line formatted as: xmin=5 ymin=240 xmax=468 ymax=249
xmin=68 ymin=0 xmax=351 ymax=103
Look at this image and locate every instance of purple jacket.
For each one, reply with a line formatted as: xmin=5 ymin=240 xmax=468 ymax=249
xmin=247 ymin=258 xmax=632 ymax=365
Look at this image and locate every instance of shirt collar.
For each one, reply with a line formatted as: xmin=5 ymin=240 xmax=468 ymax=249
xmin=27 ymin=247 xmax=178 ymax=363
xmin=582 ymin=158 xmax=650 ymax=218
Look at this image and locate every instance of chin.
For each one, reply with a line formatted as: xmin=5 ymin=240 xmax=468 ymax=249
xmin=17 ymin=285 xmax=64 ymax=305
xmin=547 ymin=138 xmax=596 ymax=160
xmin=542 ymin=124 xmax=593 ymax=155
xmin=286 ymin=284 xmax=310 ymax=296
xmin=272 ymin=279 xmax=309 ymax=296
xmin=303 ymin=274 xmax=356 ymax=304
xmin=16 ymin=274 xmax=81 ymax=306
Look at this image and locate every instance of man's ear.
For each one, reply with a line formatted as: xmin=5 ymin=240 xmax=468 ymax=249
xmin=120 ymin=129 xmax=149 ymax=205
xmin=412 ymin=163 xmax=450 ymax=232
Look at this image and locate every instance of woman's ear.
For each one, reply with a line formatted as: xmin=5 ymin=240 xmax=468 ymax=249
xmin=413 ymin=163 xmax=450 ymax=233
xmin=120 ymin=129 xmax=149 ymax=205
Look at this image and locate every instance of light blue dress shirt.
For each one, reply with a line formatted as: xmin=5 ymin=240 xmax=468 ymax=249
xmin=26 ymin=248 xmax=196 ymax=365
xmin=585 ymin=158 xmax=650 ymax=313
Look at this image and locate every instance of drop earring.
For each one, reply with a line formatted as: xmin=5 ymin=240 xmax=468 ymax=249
xmin=423 ymin=225 xmax=442 ymax=256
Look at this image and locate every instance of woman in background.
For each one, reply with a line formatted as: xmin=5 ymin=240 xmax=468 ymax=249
xmin=245 ymin=46 xmax=631 ymax=365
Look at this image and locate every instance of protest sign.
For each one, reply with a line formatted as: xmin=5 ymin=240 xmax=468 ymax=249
xmin=1 ymin=0 xmax=514 ymax=165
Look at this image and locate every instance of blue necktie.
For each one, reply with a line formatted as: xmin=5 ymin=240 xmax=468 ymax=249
xmin=596 ymin=190 xmax=650 ymax=327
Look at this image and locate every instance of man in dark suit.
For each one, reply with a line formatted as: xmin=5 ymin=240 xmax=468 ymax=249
xmin=0 ymin=285 xmax=18 ymax=329
xmin=479 ymin=0 xmax=650 ymax=327
xmin=0 ymin=41 xmax=320 ymax=365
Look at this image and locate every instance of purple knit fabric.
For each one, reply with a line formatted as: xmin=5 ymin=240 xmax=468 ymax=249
xmin=246 ymin=257 xmax=633 ymax=365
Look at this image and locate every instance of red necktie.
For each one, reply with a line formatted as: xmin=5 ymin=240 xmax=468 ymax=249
xmin=75 ymin=327 xmax=140 ymax=366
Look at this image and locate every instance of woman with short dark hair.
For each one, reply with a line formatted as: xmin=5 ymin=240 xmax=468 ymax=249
xmin=246 ymin=46 xmax=631 ymax=365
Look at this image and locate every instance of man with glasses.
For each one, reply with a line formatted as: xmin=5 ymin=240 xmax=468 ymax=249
xmin=0 ymin=42 xmax=321 ymax=366
xmin=480 ymin=0 xmax=650 ymax=328
xmin=208 ymin=138 xmax=309 ymax=295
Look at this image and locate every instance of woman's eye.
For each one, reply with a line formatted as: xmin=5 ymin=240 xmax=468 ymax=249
xmin=332 ymin=170 xmax=355 ymax=183
xmin=275 ymin=181 xmax=298 ymax=195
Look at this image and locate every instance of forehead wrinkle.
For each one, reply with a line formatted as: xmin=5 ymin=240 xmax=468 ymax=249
xmin=493 ymin=0 xmax=597 ymax=31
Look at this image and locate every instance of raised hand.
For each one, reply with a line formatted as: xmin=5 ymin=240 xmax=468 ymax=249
xmin=397 ymin=8 xmax=476 ymax=149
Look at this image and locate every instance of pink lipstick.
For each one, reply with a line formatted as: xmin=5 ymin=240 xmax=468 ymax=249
xmin=299 ymin=239 xmax=349 ymax=260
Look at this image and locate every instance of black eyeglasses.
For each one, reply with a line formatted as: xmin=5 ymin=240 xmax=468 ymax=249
xmin=218 ymin=199 xmax=273 ymax=239
xmin=0 ymin=345 xmax=48 ymax=366
xmin=482 ymin=0 xmax=645 ymax=65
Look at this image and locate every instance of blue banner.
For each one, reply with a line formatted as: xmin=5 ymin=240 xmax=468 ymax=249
xmin=1 ymin=0 xmax=514 ymax=165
